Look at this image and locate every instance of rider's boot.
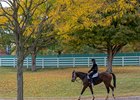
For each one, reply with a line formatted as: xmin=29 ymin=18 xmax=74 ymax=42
xmin=91 ymin=78 xmax=94 ymax=87
xmin=87 ymin=75 xmax=94 ymax=87
xmin=88 ymin=78 xmax=94 ymax=87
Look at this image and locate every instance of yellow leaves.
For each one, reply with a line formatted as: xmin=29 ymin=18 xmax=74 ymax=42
xmin=82 ymin=17 xmax=94 ymax=28
xmin=103 ymin=18 xmax=112 ymax=26
xmin=73 ymin=8 xmax=84 ymax=18
xmin=99 ymin=0 xmax=138 ymax=27
xmin=0 ymin=9 xmax=9 ymax=25
xmin=23 ymin=27 xmax=33 ymax=36
xmin=0 ymin=16 xmax=8 ymax=24
xmin=57 ymin=0 xmax=71 ymax=5
xmin=57 ymin=23 xmax=69 ymax=34
xmin=53 ymin=0 xmax=103 ymax=35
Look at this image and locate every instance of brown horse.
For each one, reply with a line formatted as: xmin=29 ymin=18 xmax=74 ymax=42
xmin=71 ymin=70 xmax=116 ymax=100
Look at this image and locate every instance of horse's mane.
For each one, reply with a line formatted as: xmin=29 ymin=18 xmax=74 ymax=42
xmin=76 ymin=71 xmax=87 ymax=75
xmin=76 ymin=71 xmax=87 ymax=80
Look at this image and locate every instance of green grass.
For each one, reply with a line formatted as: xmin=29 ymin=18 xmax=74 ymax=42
xmin=0 ymin=66 xmax=140 ymax=98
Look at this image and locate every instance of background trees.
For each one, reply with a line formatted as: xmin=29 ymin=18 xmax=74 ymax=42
xmin=52 ymin=0 xmax=140 ymax=72
xmin=49 ymin=0 xmax=103 ymax=54
xmin=87 ymin=0 xmax=140 ymax=72
xmin=0 ymin=27 xmax=13 ymax=54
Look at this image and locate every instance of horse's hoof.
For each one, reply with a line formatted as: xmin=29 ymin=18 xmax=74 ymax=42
xmin=105 ymin=97 xmax=108 ymax=100
xmin=92 ymin=96 xmax=95 ymax=100
xmin=113 ymin=97 xmax=116 ymax=99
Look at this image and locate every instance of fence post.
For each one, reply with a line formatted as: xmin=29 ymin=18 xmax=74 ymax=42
xmin=73 ymin=58 xmax=75 ymax=67
xmin=42 ymin=58 xmax=44 ymax=68
xmin=122 ymin=57 xmax=124 ymax=66
xmin=88 ymin=57 xmax=90 ymax=67
xmin=57 ymin=58 xmax=59 ymax=68
xmin=13 ymin=57 xmax=16 ymax=68
xmin=27 ymin=57 xmax=29 ymax=69
xmin=139 ymin=56 xmax=140 ymax=65
xmin=104 ymin=57 xmax=106 ymax=66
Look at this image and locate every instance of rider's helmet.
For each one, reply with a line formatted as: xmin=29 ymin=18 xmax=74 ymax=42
xmin=91 ymin=58 xmax=96 ymax=63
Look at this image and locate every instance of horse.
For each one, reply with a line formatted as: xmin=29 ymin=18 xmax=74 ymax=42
xmin=71 ymin=70 xmax=116 ymax=100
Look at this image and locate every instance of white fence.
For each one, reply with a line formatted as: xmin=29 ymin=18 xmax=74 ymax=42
xmin=0 ymin=56 xmax=140 ymax=68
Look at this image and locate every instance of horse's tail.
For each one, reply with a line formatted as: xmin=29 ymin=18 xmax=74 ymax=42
xmin=110 ymin=73 xmax=116 ymax=88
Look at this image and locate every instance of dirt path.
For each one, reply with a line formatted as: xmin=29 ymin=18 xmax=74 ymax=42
xmin=0 ymin=96 xmax=140 ymax=100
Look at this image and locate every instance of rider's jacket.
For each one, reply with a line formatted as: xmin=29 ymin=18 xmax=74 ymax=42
xmin=88 ymin=63 xmax=98 ymax=74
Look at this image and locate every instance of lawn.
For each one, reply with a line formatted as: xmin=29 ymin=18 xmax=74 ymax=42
xmin=0 ymin=66 xmax=140 ymax=98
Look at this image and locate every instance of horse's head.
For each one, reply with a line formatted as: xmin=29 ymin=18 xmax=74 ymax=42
xmin=71 ymin=70 xmax=77 ymax=82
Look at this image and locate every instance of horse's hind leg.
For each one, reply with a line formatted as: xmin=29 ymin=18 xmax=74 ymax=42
xmin=105 ymin=86 xmax=110 ymax=100
xmin=109 ymin=85 xmax=115 ymax=99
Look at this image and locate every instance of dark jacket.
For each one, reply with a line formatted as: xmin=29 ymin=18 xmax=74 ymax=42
xmin=88 ymin=63 xmax=98 ymax=74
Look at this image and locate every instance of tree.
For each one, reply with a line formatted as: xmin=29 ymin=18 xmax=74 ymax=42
xmin=49 ymin=0 xmax=103 ymax=54
xmin=68 ymin=0 xmax=140 ymax=72
xmin=92 ymin=0 xmax=140 ymax=72
xmin=52 ymin=0 xmax=140 ymax=72
xmin=25 ymin=1 xmax=56 ymax=71
xmin=0 ymin=0 xmax=50 ymax=100
xmin=0 ymin=27 xmax=14 ymax=54
xmin=30 ymin=32 xmax=56 ymax=71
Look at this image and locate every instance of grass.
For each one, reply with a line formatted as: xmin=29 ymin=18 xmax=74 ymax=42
xmin=0 ymin=66 xmax=140 ymax=98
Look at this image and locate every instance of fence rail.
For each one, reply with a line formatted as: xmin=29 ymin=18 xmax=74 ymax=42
xmin=0 ymin=56 xmax=140 ymax=68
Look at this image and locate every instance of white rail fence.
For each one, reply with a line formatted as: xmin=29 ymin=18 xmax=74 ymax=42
xmin=0 ymin=56 xmax=140 ymax=68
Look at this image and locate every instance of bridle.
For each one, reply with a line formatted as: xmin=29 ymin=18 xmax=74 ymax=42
xmin=72 ymin=70 xmax=76 ymax=81
xmin=71 ymin=70 xmax=81 ymax=83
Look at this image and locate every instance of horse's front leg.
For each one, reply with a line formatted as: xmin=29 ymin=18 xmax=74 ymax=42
xmin=78 ymin=86 xmax=87 ymax=100
xmin=89 ymin=85 xmax=95 ymax=100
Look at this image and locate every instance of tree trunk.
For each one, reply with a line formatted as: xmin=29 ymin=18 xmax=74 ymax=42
xmin=17 ymin=53 xmax=24 ymax=100
xmin=31 ymin=52 xmax=36 ymax=71
xmin=106 ymin=44 xmax=125 ymax=72
xmin=106 ymin=50 xmax=113 ymax=73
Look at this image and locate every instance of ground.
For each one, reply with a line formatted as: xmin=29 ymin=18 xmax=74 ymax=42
xmin=0 ymin=96 xmax=140 ymax=100
xmin=0 ymin=67 xmax=140 ymax=99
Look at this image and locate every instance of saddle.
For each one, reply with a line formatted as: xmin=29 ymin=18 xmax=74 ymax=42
xmin=88 ymin=73 xmax=99 ymax=85
xmin=92 ymin=72 xmax=99 ymax=78
xmin=93 ymin=73 xmax=99 ymax=84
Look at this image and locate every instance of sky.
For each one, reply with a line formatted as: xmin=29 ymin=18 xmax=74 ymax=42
xmin=1 ymin=1 xmax=10 ymax=8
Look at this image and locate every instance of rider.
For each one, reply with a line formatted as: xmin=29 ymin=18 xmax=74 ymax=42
xmin=87 ymin=58 xmax=98 ymax=86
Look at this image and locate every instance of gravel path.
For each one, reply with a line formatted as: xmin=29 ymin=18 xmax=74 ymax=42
xmin=0 ymin=96 xmax=140 ymax=100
